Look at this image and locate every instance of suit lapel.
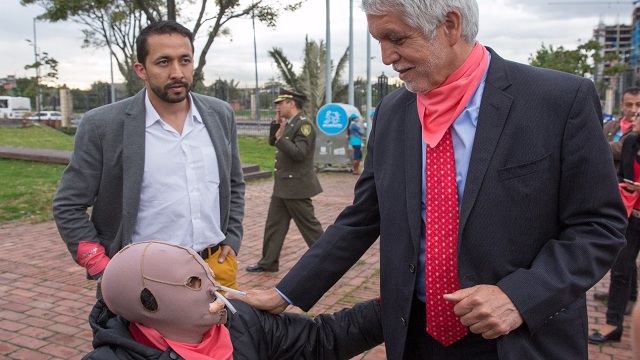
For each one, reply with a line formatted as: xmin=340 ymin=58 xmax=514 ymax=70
xmin=459 ymin=51 xmax=513 ymax=231
xmin=121 ymin=89 xmax=147 ymax=244
xmin=193 ymin=94 xmax=231 ymax=225
xmin=404 ymin=94 xmax=423 ymax=250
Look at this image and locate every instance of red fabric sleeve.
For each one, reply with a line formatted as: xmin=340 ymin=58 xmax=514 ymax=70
xmin=77 ymin=241 xmax=110 ymax=276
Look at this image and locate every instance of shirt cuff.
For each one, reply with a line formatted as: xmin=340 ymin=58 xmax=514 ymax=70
xmin=275 ymin=287 xmax=294 ymax=306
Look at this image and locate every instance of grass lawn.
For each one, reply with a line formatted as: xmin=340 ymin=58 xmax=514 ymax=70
xmin=0 ymin=125 xmax=75 ymax=150
xmin=238 ymin=135 xmax=274 ymax=172
xmin=0 ymin=159 xmax=66 ymax=223
xmin=0 ymin=125 xmax=273 ymax=224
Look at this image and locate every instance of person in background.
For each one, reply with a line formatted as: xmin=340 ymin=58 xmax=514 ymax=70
xmin=245 ymin=89 xmax=324 ymax=273
xmin=604 ymin=87 xmax=640 ymax=170
xmin=231 ymin=0 xmax=627 ymax=359
xmin=348 ymin=113 xmax=365 ymax=175
xmin=84 ymin=241 xmax=383 ymax=360
xmin=589 ymin=113 xmax=640 ymax=344
xmin=593 ymin=86 xmax=640 ymax=311
xmin=53 ymin=20 xmax=245 ymax=294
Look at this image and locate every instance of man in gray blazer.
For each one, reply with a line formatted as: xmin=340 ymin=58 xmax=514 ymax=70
xmin=52 ymin=20 xmax=245 ymax=294
xmin=231 ymin=1 xmax=627 ymax=359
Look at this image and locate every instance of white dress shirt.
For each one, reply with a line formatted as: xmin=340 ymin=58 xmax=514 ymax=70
xmin=131 ymin=92 xmax=225 ymax=251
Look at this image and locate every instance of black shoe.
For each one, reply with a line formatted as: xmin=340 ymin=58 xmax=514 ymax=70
xmin=246 ymin=264 xmax=278 ymax=273
xmin=588 ymin=326 xmax=623 ymax=344
xmin=593 ymin=291 xmax=608 ymax=301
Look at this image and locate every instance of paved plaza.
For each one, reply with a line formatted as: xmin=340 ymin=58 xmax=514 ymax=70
xmin=0 ymin=172 xmax=636 ymax=359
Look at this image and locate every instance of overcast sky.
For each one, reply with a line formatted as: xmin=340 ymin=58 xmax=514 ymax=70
xmin=1 ymin=0 xmax=638 ymax=90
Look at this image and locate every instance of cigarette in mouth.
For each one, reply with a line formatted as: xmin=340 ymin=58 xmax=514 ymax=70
xmin=214 ymin=290 xmax=238 ymax=314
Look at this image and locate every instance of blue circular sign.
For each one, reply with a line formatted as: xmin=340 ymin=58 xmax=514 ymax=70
xmin=316 ymin=103 xmax=349 ymax=135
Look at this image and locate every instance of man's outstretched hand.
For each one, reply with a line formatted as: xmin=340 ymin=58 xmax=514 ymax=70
xmin=226 ymin=288 xmax=290 ymax=314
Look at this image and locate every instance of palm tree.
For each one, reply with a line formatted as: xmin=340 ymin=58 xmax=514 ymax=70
xmin=269 ymin=37 xmax=348 ymax=119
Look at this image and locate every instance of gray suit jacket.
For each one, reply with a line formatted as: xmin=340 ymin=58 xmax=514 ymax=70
xmin=53 ymin=89 xmax=245 ymax=263
xmin=278 ymin=49 xmax=627 ymax=359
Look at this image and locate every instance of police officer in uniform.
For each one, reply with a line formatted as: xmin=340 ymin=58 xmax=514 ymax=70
xmin=246 ymin=89 xmax=324 ymax=272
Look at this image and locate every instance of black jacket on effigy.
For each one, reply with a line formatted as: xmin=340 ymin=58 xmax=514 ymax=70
xmin=83 ymin=298 xmax=384 ymax=360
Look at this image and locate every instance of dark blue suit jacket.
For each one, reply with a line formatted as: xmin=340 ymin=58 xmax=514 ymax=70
xmin=278 ymin=49 xmax=627 ymax=359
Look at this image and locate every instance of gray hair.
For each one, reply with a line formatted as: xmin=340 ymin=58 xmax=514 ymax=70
xmin=361 ymin=0 xmax=479 ymax=45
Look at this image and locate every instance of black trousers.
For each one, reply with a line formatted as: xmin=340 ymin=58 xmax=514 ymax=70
xmin=405 ymin=295 xmax=498 ymax=360
xmin=606 ymin=215 xmax=640 ymax=326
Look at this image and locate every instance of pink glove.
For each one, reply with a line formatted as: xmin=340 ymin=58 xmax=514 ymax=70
xmin=77 ymin=241 xmax=110 ymax=277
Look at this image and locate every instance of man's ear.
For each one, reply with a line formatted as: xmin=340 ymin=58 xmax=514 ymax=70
xmin=134 ymin=62 xmax=147 ymax=81
xmin=443 ymin=10 xmax=463 ymax=46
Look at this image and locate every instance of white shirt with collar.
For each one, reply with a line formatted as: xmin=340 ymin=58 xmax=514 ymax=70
xmin=131 ymin=92 xmax=225 ymax=252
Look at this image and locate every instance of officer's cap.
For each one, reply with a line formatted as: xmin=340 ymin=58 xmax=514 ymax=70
xmin=274 ymin=89 xmax=307 ymax=104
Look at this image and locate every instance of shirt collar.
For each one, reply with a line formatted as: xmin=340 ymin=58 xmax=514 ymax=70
xmin=143 ymin=90 xmax=202 ymax=128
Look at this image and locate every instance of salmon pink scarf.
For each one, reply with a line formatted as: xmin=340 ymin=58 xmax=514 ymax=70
xmin=417 ymin=42 xmax=489 ymax=147
xmin=132 ymin=322 xmax=233 ymax=360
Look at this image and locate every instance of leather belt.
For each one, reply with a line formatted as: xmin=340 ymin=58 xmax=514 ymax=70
xmin=198 ymin=244 xmax=221 ymax=260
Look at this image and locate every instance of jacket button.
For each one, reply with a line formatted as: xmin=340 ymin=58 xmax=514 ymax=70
xmin=409 ymin=264 xmax=415 ymax=273
xmin=169 ymin=351 xmax=179 ymax=359
xmin=286 ymin=137 xmax=289 ymax=139
xmin=289 ymin=175 xmax=293 ymax=178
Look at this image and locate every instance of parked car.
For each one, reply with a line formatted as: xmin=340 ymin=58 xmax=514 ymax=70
xmin=28 ymin=111 xmax=62 ymax=120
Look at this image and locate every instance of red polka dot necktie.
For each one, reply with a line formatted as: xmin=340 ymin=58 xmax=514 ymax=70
xmin=425 ymin=128 xmax=468 ymax=346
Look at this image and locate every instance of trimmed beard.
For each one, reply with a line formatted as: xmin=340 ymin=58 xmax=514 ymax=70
xmin=150 ymin=80 xmax=191 ymax=103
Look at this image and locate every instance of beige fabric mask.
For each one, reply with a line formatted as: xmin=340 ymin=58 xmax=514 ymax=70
xmin=101 ymin=241 xmax=227 ymax=343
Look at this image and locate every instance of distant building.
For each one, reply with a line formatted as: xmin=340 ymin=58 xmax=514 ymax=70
xmin=593 ymin=22 xmax=633 ymax=81
xmin=0 ymin=76 xmax=17 ymax=91
xmin=592 ymin=7 xmax=640 ymax=111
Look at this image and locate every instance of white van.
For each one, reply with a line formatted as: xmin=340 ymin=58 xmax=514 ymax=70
xmin=0 ymin=96 xmax=32 ymax=119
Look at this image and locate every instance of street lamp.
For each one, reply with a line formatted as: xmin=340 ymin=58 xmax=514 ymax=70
xmin=107 ymin=9 xmax=116 ymax=103
xmin=252 ymin=5 xmax=261 ymax=125
xmin=366 ymin=30 xmax=372 ymax=140
xmin=325 ymin=0 xmax=332 ymax=104
xmin=32 ymin=17 xmax=41 ymax=120
xmin=348 ymin=0 xmax=354 ymax=105
xmin=378 ymin=72 xmax=388 ymax=100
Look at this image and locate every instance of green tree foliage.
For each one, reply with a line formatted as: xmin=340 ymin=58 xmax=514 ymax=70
xmin=529 ymin=41 xmax=595 ymax=77
xmin=24 ymin=51 xmax=59 ymax=83
xmin=528 ymin=39 xmax=626 ymax=78
xmin=21 ymin=0 xmax=306 ymax=95
xmin=269 ymin=37 xmax=348 ymax=119
xmin=205 ymin=78 xmax=241 ymax=102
